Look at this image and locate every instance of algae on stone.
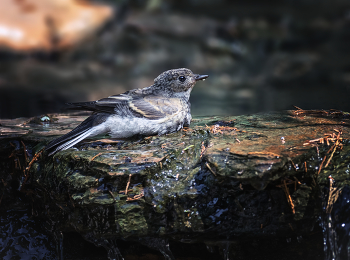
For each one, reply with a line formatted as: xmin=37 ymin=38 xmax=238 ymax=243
xmin=1 ymin=110 xmax=350 ymax=250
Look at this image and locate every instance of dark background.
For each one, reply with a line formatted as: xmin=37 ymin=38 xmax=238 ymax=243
xmin=1 ymin=0 xmax=350 ymax=119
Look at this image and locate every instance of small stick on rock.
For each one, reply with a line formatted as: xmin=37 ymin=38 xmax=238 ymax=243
xmin=91 ymin=152 xmax=102 ymax=161
xmin=205 ymin=162 xmax=217 ymax=176
xmin=283 ymin=180 xmax=295 ymax=214
xmin=318 ymin=156 xmax=327 ymax=175
xmin=26 ymin=149 xmax=44 ymax=172
xmin=125 ymin=174 xmax=132 ymax=195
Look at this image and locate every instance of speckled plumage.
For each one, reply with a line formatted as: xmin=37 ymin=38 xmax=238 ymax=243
xmin=46 ymin=68 xmax=208 ymax=155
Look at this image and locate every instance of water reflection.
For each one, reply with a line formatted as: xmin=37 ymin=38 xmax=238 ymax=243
xmin=321 ymin=185 xmax=350 ymax=260
xmin=0 ymin=209 xmax=55 ymax=259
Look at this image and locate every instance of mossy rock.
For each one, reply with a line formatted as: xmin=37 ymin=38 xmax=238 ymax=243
xmin=1 ymin=110 xmax=350 ymax=250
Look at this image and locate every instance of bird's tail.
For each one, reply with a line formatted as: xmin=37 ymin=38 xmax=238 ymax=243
xmin=46 ymin=115 xmax=100 ymax=156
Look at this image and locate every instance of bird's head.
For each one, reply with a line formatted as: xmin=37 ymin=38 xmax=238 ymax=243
xmin=154 ymin=68 xmax=208 ymax=96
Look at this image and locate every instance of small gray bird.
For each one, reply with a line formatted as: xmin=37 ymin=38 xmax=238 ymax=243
xmin=46 ymin=68 xmax=208 ymax=155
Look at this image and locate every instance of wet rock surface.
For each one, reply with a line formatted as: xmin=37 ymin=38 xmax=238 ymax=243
xmin=1 ymin=110 xmax=350 ymax=259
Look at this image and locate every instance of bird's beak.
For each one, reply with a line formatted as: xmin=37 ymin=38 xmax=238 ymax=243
xmin=195 ymin=74 xmax=209 ymax=81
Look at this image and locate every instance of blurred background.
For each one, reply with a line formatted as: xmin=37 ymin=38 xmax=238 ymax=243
xmin=1 ymin=0 xmax=350 ymax=119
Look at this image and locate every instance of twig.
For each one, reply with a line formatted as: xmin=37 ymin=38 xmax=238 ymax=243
xmin=289 ymin=223 xmax=294 ymax=231
xmin=324 ymin=130 xmax=342 ymax=168
xmin=293 ymin=177 xmax=301 ymax=185
xmin=289 ymin=160 xmax=297 ymax=171
xmin=326 ymin=176 xmax=342 ymax=214
xmin=182 ymin=145 xmax=194 ymax=151
xmin=127 ymin=190 xmax=144 ymax=201
xmin=326 ymin=142 xmax=337 ymax=154
xmin=205 ymin=162 xmax=217 ymax=176
xmin=21 ymin=141 xmax=28 ymax=162
xmin=317 ymin=156 xmax=327 ymax=175
xmin=20 ymin=149 xmax=44 ymax=191
xmin=8 ymin=143 xmax=17 ymax=158
xmin=26 ymin=149 xmax=44 ymax=172
xmin=200 ymin=141 xmax=206 ymax=158
xmin=91 ymin=152 xmax=102 ymax=161
xmin=108 ymin=190 xmax=116 ymax=202
xmin=283 ymin=180 xmax=295 ymax=214
xmin=325 ymin=141 xmax=338 ymax=168
xmin=125 ymin=174 xmax=132 ymax=195
xmin=119 ymin=189 xmax=132 ymax=194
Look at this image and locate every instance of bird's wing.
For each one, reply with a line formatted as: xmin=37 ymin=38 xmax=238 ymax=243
xmin=68 ymin=93 xmax=181 ymax=120
xmin=129 ymin=97 xmax=181 ymax=119
xmin=67 ymin=93 xmax=130 ymax=113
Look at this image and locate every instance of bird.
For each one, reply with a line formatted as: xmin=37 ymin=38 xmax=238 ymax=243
xmin=46 ymin=68 xmax=208 ymax=155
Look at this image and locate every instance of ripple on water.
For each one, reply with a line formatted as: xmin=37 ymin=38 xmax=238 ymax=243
xmin=0 ymin=209 xmax=55 ymax=260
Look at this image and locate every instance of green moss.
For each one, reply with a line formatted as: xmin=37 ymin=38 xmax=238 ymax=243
xmin=4 ymin=111 xmax=350 ymax=243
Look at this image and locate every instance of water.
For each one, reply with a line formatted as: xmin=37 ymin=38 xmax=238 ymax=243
xmin=0 ymin=209 xmax=56 ymax=260
xmin=0 ymin=207 xmax=325 ymax=260
xmin=321 ymin=185 xmax=350 ymax=260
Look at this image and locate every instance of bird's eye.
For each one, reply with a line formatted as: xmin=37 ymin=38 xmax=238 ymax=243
xmin=179 ymin=76 xmax=186 ymax=82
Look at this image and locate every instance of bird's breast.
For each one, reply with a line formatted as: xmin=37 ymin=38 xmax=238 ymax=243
xmin=106 ymin=107 xmax=189 ymax=138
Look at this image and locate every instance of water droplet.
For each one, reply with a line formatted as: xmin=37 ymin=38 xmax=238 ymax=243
xmin=342 ymin=223 xmax=345 ymax=227
xmin=206 ymin=245 xmax=215 ymax=253
xmin=297 ymin=236 xmax=303 ymax=243
xmin=41 ymin=116 xmax=50 ymax=122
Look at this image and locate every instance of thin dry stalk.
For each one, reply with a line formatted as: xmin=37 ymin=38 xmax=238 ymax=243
xmin=91 ymin=152 xmax=102 ymax=161
xmin=125 ymin=174 xmax=132 ymax=195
